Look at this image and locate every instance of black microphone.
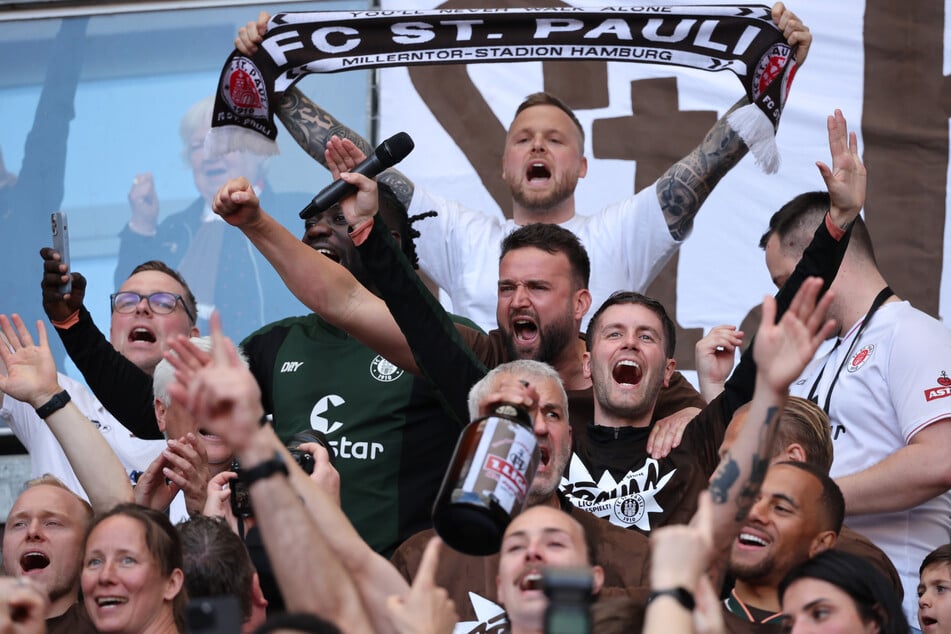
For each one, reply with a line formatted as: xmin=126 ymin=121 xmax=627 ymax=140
xmin=299 ymin=131 xmax=415 ymax=219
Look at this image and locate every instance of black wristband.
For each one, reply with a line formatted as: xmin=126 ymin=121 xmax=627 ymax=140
xmin=647 ymin=587 xmax=695 ymax=611
xmin=35 ymin=390 xmax=71 ymax=419
xmin=239 ymin=453 xmax=289 ymax=486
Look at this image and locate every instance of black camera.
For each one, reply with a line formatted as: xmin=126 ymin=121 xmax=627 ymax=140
xmin=185 ymin=596 xmax=242 ymax=634
xmin=229 ymin=429 xmax=333 ymax=518
xmin=543 ymin=567 xmax=594 ymax=634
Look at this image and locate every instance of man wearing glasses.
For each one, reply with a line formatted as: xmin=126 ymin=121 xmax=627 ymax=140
xmin=39 ymin=254 xmax=198 ymax=441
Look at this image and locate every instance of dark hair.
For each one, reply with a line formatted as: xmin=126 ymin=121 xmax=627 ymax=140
xmin=775 ymin=397 xmax=834 ymax=474
xmin=779 ymin=550 xmax=909 ymax=634
xmin=376 ymin=180 xmax=429 ymax=270
xmin=178 ymin=515 xmax=254 ymax=621
xmin=920 ymin=544 xmax=951 ymax=576
xmin=87 ymin=503 xmax=187 ymax=631
xmin=759 ymin=191 xmax=876 ymax=264
xmin=253 ymin=612 xmax=341 ymax=634
xmin=127 ymin=260 xmax=198 ymax=325
xmin=514 ymin=92 xmax=585 ymax=145
xmin=499 ymin=223 xmax=590 ymax=290
xmin=774 ymin=461 xmax=845 ymax=535
xmin=585 ymin=291 xmax=676 ymax=359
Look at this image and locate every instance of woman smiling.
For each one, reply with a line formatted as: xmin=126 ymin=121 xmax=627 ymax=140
xmin=82 ymin=504 xmax=186 ymax=634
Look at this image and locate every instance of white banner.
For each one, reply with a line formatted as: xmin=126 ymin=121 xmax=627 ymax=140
xmin=379 ymin=0 xmax=951 ymax=367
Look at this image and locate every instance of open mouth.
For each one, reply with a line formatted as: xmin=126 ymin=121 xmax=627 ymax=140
xmin=517 ymin=570 xmax=544 ymax=591
xmin=612 ymin=360 xmax=642 ymax=386
xmin=512 ymin=317 xmax=539 ymax=343
xmin=129 ymin=327 xmax=156 ymax=343
xmin=526 ymin=162 xmax=551 ymax=182
xmin=736 ymin=531 xmax=769 ymax=548
xmin=311 ymin=245 xmax=341 ymax=263
xmin=538 ymin=446 xmax=550 ymax=467
xmin=20 ymin=551 xmax=50 ymax=572
xmin=922 ymin=617 xmax=938 ymax=628
xmin=96 ymin=597 xmax=128 ymax=608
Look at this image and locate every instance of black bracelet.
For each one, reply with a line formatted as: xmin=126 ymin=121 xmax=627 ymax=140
xmin=34 ymin=390 xmax=71 ymax=419
xmin=239 ymin=452 xmax=289 ymax=486
xmin=647 ymin=587 xmax=695 ymax=611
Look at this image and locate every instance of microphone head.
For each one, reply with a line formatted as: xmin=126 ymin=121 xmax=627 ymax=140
xmin=374 ymin=132 xmax=415 ymax=168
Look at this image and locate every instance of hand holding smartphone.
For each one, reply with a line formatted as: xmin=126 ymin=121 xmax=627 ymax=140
xmin=50 ymin=211 xmax=71 ymax=294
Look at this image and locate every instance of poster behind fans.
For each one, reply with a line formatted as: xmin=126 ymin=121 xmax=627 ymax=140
xmin=377 ymin=0 xmax=951 ymax=371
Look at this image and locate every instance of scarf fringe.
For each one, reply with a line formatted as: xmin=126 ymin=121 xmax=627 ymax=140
xmin=205 ymin=126 xmax=279 ymax=158
xmin=727 ymin=103 xmax=780 ymax=174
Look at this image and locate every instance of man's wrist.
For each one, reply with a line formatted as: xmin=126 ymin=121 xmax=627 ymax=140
xmin=127 ymin=219 xmax=157 ymax=236
xmin=647 ymin=587 xmax=695 ymax=611
xmin=34 ymin=390 xmax=71 ymax=419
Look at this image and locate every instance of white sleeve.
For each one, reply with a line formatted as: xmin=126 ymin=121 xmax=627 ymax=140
xmin=0 ymin=395 xmax=37 ymax=452
xmin=886 ymin=308 xmax=951 ymax=442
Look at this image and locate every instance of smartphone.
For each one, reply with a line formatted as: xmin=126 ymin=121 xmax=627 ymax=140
xmin=50 ymin=211 xmax=71 ymax=294
xmin=229 ymin=459 xmax=253 ymax=518
xmin=185 ymin=596 xmax=242 ymax=634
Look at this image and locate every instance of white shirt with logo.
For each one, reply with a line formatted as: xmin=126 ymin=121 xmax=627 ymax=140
xmin=1 ymin=373 xmax=165 ymax=501
xmin=789 ymin=300 xmax=951 ymax=622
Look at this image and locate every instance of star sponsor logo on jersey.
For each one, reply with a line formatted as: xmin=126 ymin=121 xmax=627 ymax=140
xmin=847 ymin=344 xmax=874 ymax=373
xmin=454 ymin=593 xmax=507 ymax=634
xmin=559 ymin=455 xmax=675 ymax=531
xmin=309 ymin=394 xmax=384 ymax=460
xmin=369 ymin=355 xmax=404 ymax=383
xmin=924 ymin=371 xmax=951 ymax=402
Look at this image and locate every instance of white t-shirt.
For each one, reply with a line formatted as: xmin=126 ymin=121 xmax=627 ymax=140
xmin=410 ymin=184 xmax=678 ymax=331
xmin=789 ymin=300 xmax=951 ymax=622
xmin=0 ymin=373 xmax=165 ymax=501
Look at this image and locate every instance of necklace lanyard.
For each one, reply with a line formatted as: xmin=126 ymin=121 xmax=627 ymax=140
xmin=807 ymin=287 xmax=893 ymax=414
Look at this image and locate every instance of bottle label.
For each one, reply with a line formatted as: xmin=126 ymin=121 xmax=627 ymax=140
xmin=462 ymin=416 xmax=538 ymax=514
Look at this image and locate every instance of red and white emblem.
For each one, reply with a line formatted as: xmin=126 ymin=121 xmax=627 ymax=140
xmin=221 ymin=56 xmax=269 ymax=118
xmin=847 ymin=344 xmax=874 ymax=373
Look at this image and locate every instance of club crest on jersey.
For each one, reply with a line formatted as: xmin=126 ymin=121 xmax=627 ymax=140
xmin=847 ymin=344 xmax=874 ymax=373
xmin=925 ymin=372 xmax=951 ymax=401
xmin=370 ymin=355 xmax=404 ymax=382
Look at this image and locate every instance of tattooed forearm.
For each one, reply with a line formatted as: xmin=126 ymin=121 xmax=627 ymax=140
xmin=275 ymin=87 xmax=373 ymax=165
xmin=732 ymin=405 xmax=779 ymax=522
xmin=275 ymin=87 xmax=416 ymax=207
xmin=709 ymin=458 xmax=740 ymax=504
xmin=656 ymin=97 xmax=751 ymax=240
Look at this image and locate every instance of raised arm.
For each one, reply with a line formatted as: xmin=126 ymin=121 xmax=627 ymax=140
xmin=168 ymin=317 xmax=396 ymax=634
xmin=0 ymin=315 xmax=133 ymax=512
xmin=211 ymin=176 xmax=421 ymax=374
xmin=235 ymin=11 xmax=415 ymax=207
xmin=656 ymin=2 xmax=811 ymax=239
xmin=707 ymin=277 xmax=836 ymax=555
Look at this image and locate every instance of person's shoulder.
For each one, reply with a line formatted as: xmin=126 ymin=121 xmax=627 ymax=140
xmin=157 ymin=196 xmax=203 ymax=228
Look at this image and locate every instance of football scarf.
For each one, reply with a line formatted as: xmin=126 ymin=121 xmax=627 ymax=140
xmin=209 ymin=5 xmax=798 ymax=173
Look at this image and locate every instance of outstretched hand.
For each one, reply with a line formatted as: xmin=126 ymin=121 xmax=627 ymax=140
xmin=167 ymin=313 xmax=263 ymax=455
xmin=385 ymin=537 xmax=458 ymax=634
xmin=325 ymin=135 xmax=378 ymax=231
xmin=817 ymin=109 xmax=865 ymax=227
xmin=753 ymin=276 xmax=836 ymax=392
xmin=0 ymin=315 xmax=60 ymax=408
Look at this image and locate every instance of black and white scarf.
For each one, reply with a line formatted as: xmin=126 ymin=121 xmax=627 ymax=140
xmin=209 ymin=5 xmax=798 ymax=173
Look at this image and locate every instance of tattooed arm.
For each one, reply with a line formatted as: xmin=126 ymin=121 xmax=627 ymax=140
xmin=655 ymin=2 xmax=811 ymax=239
xmin=706 ymin=277 xmax=835 ymax=562
xmin=236 ymin=12 xmax=415 ymax=208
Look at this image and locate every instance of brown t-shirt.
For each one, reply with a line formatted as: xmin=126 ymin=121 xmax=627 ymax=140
xmin=390 ymin=500 xmax=651 ymax=628
xmin=47 ymin=601 xmax=96 ymax=634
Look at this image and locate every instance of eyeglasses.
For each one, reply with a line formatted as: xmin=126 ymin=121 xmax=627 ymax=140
xmin=110 ymin=291 xmax=195 ymax=322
